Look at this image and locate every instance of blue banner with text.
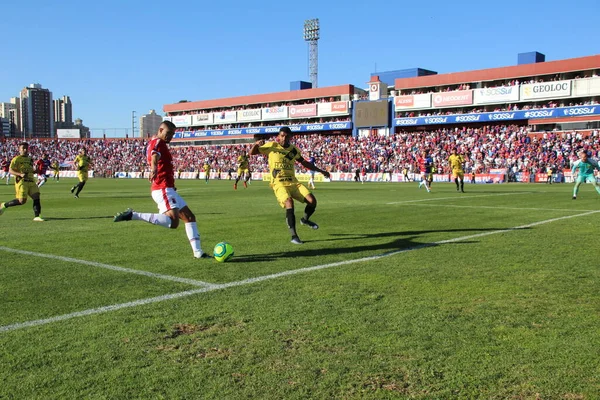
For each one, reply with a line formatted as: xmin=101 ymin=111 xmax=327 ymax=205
xmin=174 ymin=122 xmax=352 ymax=139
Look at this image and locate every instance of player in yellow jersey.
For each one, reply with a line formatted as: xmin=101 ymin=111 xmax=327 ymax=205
xmin=70 ymin=147 xmax=92 ymax=198
xmin=249 ymin=127 xmax=330 ymax=244
xmin=448 ymin=148 xmax=465 ymax=193
xmin=234 ymin=151 xmax=250 ymax=190
xmin=202 ymin=161 xmax=211 ymax=184
xmin=0 ymin=142 xmax=45 ymax=221
xmin=51 ymin=160 xmax=60 ymax=182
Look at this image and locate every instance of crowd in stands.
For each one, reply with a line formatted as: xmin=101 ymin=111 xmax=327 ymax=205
xmin=1 ymin=125 xmax=599 ymax=177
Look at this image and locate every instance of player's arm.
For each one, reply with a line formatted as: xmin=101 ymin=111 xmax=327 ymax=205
xmin=149 ymin=152 xmax=160 ymax=182
xmin=8 ymin=166 xmax=24 ymax=178
xmin=73 ymin=157 xmax=82 ymax=170
xmin=249 ymin=137 xmax=265 ymax=156
xmin=299 ymin=158 xmax=330 ymax=179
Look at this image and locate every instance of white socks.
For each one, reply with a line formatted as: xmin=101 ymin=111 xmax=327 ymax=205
xmin=132 ymin=212 xmax=172 ymax=228
xmin=185 ymin=222 xmax=202 ymax=255
xmin=129 ymin=213 xmax=203 ymax=256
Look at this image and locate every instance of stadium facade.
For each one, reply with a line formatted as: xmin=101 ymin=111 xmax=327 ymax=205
xmin=163 ymin=53 xmax=599 ymax=144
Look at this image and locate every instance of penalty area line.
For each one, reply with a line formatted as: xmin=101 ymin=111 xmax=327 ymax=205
xmin=1 ymin=210 xmax=598 ymax=333
xmin=386 ymin=191 xmax=532 ymax=205
xmin=0 ymin=246 xmax=215 ymax=288
xmin=407 ymin=203 xmax=596 ymax=213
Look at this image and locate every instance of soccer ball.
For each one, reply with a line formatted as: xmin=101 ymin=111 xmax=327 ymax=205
xmin=213 ymin=242 xmax=234 ymax=263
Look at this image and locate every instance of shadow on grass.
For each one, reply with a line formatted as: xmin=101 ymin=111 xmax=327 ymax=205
xmin=46 ymin=215 xmax=115 ymax=220
xmin=230 ymin=227 xmax=531 ymax=263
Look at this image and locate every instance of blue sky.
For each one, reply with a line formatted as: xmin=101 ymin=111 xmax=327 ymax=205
xmin=2 ymin=0 xmax=598 ymax=137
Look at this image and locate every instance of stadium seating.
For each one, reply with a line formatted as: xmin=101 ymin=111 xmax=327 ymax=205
xmin=1 ymin=125 xmax=598 ymax=176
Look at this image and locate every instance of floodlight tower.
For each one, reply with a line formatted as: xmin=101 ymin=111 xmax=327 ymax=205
xmin=303 ymin=18 xmax=320 ymax=89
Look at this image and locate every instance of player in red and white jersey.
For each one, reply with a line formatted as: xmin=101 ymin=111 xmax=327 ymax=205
xmin=113 ymin=121 xmax=209 ymax=259
xmin=416 ymin=150 xmax=432 ymax=193
xmin=35 ymin=154 xmax=51 ymax=187
xmin=1 ymin=158 xmax=10 ymax=184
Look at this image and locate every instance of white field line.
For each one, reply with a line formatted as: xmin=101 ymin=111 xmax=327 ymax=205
xmin=407 ymin=204 xmax=596 ymax=212
xmin=0 ymin=246 xmax=215 ymax=288
xmin=386 ymin=192 xmax=532 ymax=205
xmin=1 ymin=210 xmax=598 ymax=333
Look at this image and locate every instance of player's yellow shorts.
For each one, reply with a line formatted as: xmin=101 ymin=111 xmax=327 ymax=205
xmin=237 ymin=168 xmax=249 ymax=176
xmin=15 ymin=180 xmax=39 ymax=199
xmin=272 ymin=181 xmax=311 ymax=208
xmin=452 ymin=170 xmax=464 ymax=179
xmin=78 ymin=171 xmax=88 ymax=182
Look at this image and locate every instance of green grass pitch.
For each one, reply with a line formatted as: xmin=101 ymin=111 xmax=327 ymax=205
xmin=0 ymin=178 xmax=599 ymax=399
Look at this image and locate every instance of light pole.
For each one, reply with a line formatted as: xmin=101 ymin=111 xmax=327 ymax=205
xmin=303 ymin=18 xmax=320 ymax=89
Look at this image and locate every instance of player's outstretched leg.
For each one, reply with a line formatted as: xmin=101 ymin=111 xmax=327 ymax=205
xmin=32 ymin=195 xmax=44 ymax=221
xmin=74 ymin=181 xmax=86 ymax=198
xmin=300 ymin=195 xmax=319 ymax=230
xmin=592 ymin=180 xmax=600 ymax=196
xmin=285 ymin=205 xmax=302 ymax=244
xmin=422 ymin=179 xmax=431 ymax=193
xmin=573 ymin=180 xmax=582 ymax=199
xmin=178 ymin=206 xmax=208 ymax=258
xmin=0 ymin=199 xmax=25 ymax=216
xmin=460 ymin=178 xmax=465 ymax=193
xmin=113 ymin=208 xmax=172 ymax=228
xmin=454 ymin=178 xmax=459 ymax=191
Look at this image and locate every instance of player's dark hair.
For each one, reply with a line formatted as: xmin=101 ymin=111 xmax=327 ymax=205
xmin=19 ymin=142 xmax=28 ymax=148
xmin=279 ymin=126 xmax=292 ymax=135
xmin=162 ymin=120 xmax=176 ymax=130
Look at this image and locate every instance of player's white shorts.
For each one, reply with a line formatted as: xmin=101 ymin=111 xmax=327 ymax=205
xmin=151 ymin=187 xmax=187 ymax=214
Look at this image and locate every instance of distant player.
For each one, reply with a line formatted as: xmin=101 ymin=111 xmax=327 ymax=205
xmin=0 ymin=142 xmax=45 ymax=221
xmin=35 ymin=154 xmax=51 ymax=187
xmin=70 ymin=147 xmax=91 ymax=198
xmin=402 ymin=166 xmax=411 ymax=182
xmin=113 ymin=121 xmax=209 ymax=259
xmin=571 ymin=150 xmax=600 ymax=200
xmin=361 ymin=167 xmax=367 ymax=184
xmin=249 ymin=127 xmax=330 ymax=245
xmin=308 ymin=154 xmax=316 ymax=189
xmin=1 ymin=159 xmax=10 ymax=184
xmin=448 ymin=148 xmax=465 ymax=193
xmin=471 ymin=170 xmax=476 ymax=184
xmin=417 ymin=151 xmax=432 ymax=192
xmin=546 ymin=165 xmax=553 ymax=184
xmin=234 ymin=151 xmax=250 ymax=190
xmin=51 ymin=160 xmax=60 ymax=181
xmin=202 ymin=161 xmax=211 ymax=184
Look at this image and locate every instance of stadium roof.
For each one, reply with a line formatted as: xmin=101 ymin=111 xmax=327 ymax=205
xmin=394 ymin=55 xmax=600 ymax=90
xmin=164 ymin=84 xmax=356 ymax=113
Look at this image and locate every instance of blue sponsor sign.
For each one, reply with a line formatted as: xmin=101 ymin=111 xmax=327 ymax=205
xmin=174 ymin=122 xmax=352 ymax=139
xmin=394 ymin=105 xmax=600 ymax=127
